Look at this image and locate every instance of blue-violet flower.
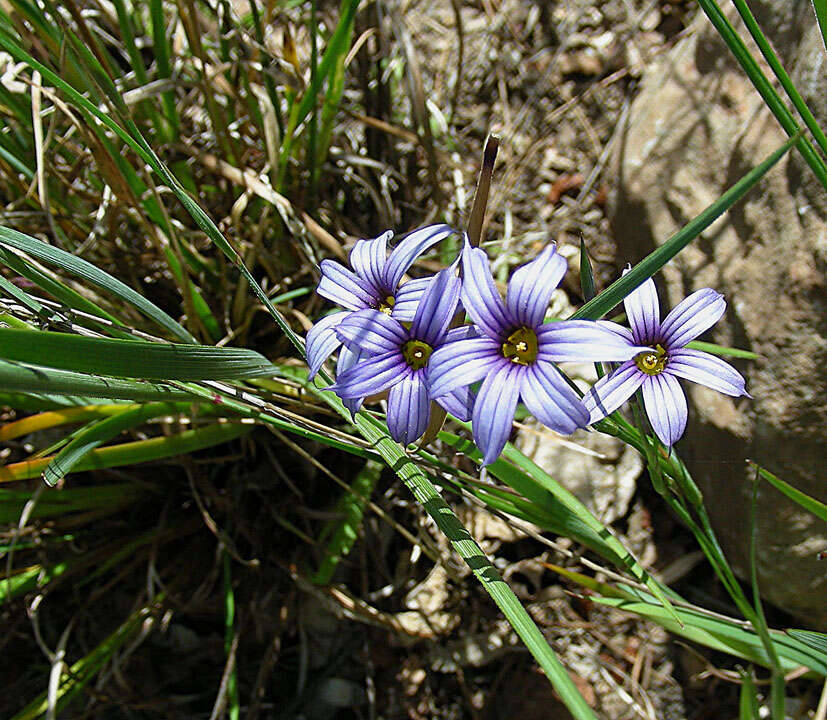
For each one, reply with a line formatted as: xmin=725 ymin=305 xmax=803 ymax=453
xmin=582 ymin=272 xmax=749 ymax=447
xmin=306 ymin=224 xmax=455 ymax=381
xmin=427 ymin=242 xmax=648 ymax=465
xmin=331 ymin=269 xmax=473 ymax=445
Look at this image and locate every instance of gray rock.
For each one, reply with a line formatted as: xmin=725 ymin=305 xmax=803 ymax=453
xmin=610 ymin=2 xmax=827 ymax=627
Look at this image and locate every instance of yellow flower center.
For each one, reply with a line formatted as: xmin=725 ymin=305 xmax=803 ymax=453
xmin=402 ymin=339 xmax=432 ymax=370
xmin=635 ymin=344 xmax=668 ymax=375
xmin=377 ymin=295 xmax=395 ymax=315
xmin=501 ymin=326 xmax=538 ymax=366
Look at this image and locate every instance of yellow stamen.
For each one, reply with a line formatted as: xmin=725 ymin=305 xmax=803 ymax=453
xmin=501 ymin=327 xmax=538 ymax=365
xmin=635 ymin=344 xmax=668 ymax=375
xmin=377 ymin=295 xmax=395 ymax=315
xmin=402 ymin=339 xmax=433 ymax=370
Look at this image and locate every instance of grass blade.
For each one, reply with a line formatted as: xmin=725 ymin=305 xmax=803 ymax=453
xmin=573 ymin=134 xmax=796 ymax=320
xmin=0 ymin=328 xmax=275 ymax=380
xmin=0 ymin=423 xmax=252 ymax=483
xmin=748 ymin=460 xmax=827 ymax=522
xmin=0 ymin=226 xmax=195 ymax=342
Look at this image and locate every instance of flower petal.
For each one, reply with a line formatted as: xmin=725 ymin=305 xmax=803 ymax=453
xmin=597 ymin=320 xmax=635 ymax=344
xmin=426 ymin=336 xmax=503 ymax=399
xmin=460 ymin=242 xmax=511 ymax=340
xmin=521 ymin=361 xmax=589 ymax=434
xmin=473 ymin=362 xmax=522 ymax=465
xmin=349 ymin=231 xmax=392 ymax=294
xmin=332 ymin=350 xmax=406 ymax=398
xmin=537 ymin=320 xmax=645 ymax=362
xmin=641 ymin=373 xmax=687 ymax=447
xmin=505 ymin=243 xmax=567 ymax=328
xmin=410 ymin=269 xmax=461 ymax=346
xmin=386 ymin=370 xmax=431 ymax=445
xmin=382 ymin=224 xmax=455 ymax=290
xmin=337 ymin=344 xmax=365 ymax=415
xmin=582 ymin=359 xmax=645 ymax=423
xmin=318 ymin=259 xmax=377 ymax=310
xmin=306 ymin=311 xmax=347 ymax=379
xmin=622 ymin=269 xmax=661 ymax=344
xmin=434 ymin=386 xmax=475 ymax=422
xmin=335 ymin=309 xmax=407 ymax=355
xmin=391 ymin=276 xmax=432 ymax=322
xmin=665 ymin=348 xmax=748 ymax=397
xmin=659 ymin=288 xmax=726 ymax=348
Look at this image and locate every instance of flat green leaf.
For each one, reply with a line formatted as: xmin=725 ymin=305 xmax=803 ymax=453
xmin=43 ymin=402 xmax=184 ymax=485
xmin=749 ymin=461 xmax=827 ymax=523
xmin=0 ymin=226 xmax=195 ymax=342
xmin=573 ymin=135 xmax=797 ymax=321
xmin=785 ymin=629 xmax=827 ymax=657
xmin=0 ymin=328 xmax=275 ymax=380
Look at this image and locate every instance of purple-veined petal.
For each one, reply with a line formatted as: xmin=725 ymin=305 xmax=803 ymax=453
xmin=335 ymin=309 xmax=407 ymax=355
xmin=317 ymin=259 xmax=378 ymax=310
xmin=442 ymin=325 xmax=479 ymax=343
xmin=349 ymin=231 xmax=392 ymax=294
xmin=597 ymin=320 xmax=635 ymax=344
xmin=521 ymin=361 xmax=589 ymax=434
xmin=386 ymin=370 xmax=431 ymax=445
xmin=505 ymin=243 xmax=567 ymax=328
xmin=536 ymin=320 xmax=645 ymax=362
xmin=665 ymin=348 xmax=748 ymax=397
xmin=426 ymin=336 xmax=503 ymax=398
xmin=582 ymin=359 xmax=644 ymax=423
xmin=392 ymin=276 xmax=432 ymax=322
xmin=382 ymin=224 xmax=455 ymax=290
xmin=659 ymin=288 xmax=726 ymax=349
xmin=332 ymin=350 xmax=407 ymax=399
xmin=410 ymin=269 xmax=461 ymax=346
xmin=641 ymin=373 xmax=687 ymax=447
xmin=337 ymin=344 xmax=365 ymax=415
xmin=622 ymin=269 xmax=661 ymax=344
xmin=460 ymin=242 xmax=510 ymax=340
xmin=434 ymin=385 xmax=476 ymax=422
xmin=473 ymin=362 xmax=522 ymax=465
xmin=306 ymin=311 xmax=348 ymax=379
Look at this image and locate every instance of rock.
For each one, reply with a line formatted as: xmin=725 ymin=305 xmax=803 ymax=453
xmin=609 ymin=2 xmax=827 ymax=626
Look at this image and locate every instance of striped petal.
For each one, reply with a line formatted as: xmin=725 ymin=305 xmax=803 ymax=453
xmin=382 ymin=224 xmax=455 ymax=290
xmin=349 ymin=231 xmax=392 ymax=294
xmin=665 ymin=348 xmax=748 ymax=397
xmin=536 ymin=320 xmax=645 ymax=362
xmin=306 ymin=311 xmax=347 ymax=379
xmin=386 ymin=370 xmax=431 ymax=445
xmin=410 ymin=269 xmax=461 ymax=346
xmin=392 ymin=276 xmax=432 ymax=322
xmin=426 ymin=336 xmax=503 ymax=399
xmin=335 ymin=309 xmax=407 ymax=355
xmin=660 ymin=288 xmax=726 ymax=349
xmin=460 ymin=242 xmax=510 ymax=340
xmin=521 ymin=361 xmax=589 ymax=434
xmin=582 ymin=359 xmax=644 ymax=423
xmin=318 ymin=259 xmax=378 ymax=310
xmin=472 ymin=362 xmax=522 ymax=466
xmin=332 ymin=350 xmax=407 ymax=399
xmin=622 ymin=269 xmax=661 ymax=344
xmin=505 ymin=243 xmax=567 ymax=328
xmin=641 ymin=373 xmax=687 ymax=447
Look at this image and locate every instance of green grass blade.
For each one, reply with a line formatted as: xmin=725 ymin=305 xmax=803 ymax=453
xmin=785 ymin=629 xmax=827 ymax=657
xmin=222 ymin=551 xmax=240 ymax=720
xmin=0 ymin=328 xmax=275 ymax=380
xmin=696 ymin=0 xmax=827 ymax=189
xmin=312 ymin=459 xmax=381 ymax=584
xmin=684 ymin=340 xmax=759 ymax=359
xmin=730 ymin=0 xmax=827 ymax=160
xmin=573 ymin=134 xmax=796 ymax=320
xmin=10 ymin=601 xmax=158 ymax=720
xmin=0 ymin=423 xmax=252 ymax=482
xmin=813 ymin=0 xmax=827 ymax=50
xmin=0 ymin=361 xmax=197 ymax=402
xmin=42 ymin=402 xmax=183 ymax=485
xmin=739 ymin=669 xmax=760 ymax=720
xmin=0 ymin=226 xmax=195 ymax=342
xmin=0 ymin=484 xmax=141 ymax=522
xmin=0 ymin=562 xmax=68 ymax=603
xmin=748 ymin=461 xmax=827 ymax=522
